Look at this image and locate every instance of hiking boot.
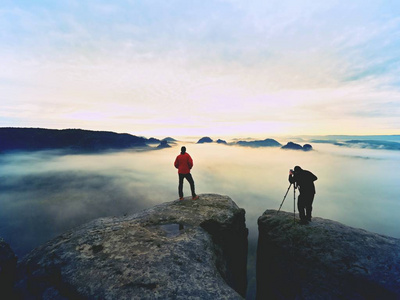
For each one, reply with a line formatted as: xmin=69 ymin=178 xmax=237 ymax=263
xmin=179 ymin=197 xmax=184 ymax=201
xmin=192 ymin=195 xmax=199 ymax=200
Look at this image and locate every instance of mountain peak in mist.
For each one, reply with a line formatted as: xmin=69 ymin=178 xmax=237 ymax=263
xmin=157 ymin=140 xmax=171 ymax=148
xmin=217 ymin=139 xmax=227 ymax=144
xmin=235 ymin=138 xmax=281 ymax=148
xmin=281 ymin=142 xmax=313 ymax=151
xmin=197 ymin=137 xmax=213 ymax=143
xmin=162 ymin=137 xmax=177 ymax=143
xmin=147 ymin=137 xmax=162 ymax=144
xmin=311 ymin=138 xmax=400 ymax=151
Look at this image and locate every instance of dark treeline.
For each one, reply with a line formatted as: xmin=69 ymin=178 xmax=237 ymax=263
xmin=0 ymin=128 xmax=159 ymax=153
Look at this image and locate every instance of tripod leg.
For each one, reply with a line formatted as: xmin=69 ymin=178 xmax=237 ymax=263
xmin=277 ymin=183 xmax=292 ymax=213
xmin=293 ymin=186 xmax=296 ymax=223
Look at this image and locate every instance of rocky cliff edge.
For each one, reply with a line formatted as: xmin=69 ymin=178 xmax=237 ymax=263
xmin=15 ymin=194 xmax=248 ymax=299
xmin=257 ymin=210 xmax=400 ymax=299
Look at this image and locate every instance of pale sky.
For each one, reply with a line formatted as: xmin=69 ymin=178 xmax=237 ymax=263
xmin=1 ymin=0 xmax=400 ymax=138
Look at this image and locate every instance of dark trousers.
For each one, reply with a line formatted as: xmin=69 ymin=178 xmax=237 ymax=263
xmin=298 ymin=193 xmax=315 ymax=221
xmin=178 ymin=173 xmax=196 ymax=198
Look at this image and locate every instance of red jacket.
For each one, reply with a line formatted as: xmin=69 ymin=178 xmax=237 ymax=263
xmin=174 ymin=152 xmax=193 ymax=174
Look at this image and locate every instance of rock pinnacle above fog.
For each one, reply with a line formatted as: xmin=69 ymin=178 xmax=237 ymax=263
xmin=157 ymin=140 xmax=171 ymax=148
xmin=16 ymin=194 xmax=248 ymax=299
xmin=281 ymin=141 xmax=313 ymax=151
xmin=257 ymin=210 xmax=400 ymax=299
xmin=235 ymin=138 xmax=281 ymax=148
xmin=216 ymin=139 xmax=227 ymax=144
xmin=197 ymin=137 xmax=213 ymax=143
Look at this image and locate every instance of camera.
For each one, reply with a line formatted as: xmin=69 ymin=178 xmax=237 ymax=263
xmin=289 ymin=169 xmax=294 ymax=175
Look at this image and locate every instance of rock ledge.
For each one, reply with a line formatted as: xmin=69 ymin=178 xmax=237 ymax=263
xmin=257 ymin=210 xmax=400 ymax=299
xmin=16 ymin=194 xmax=248 ymax=299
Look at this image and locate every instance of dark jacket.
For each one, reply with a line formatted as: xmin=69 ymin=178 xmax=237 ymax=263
xmin=289 ymin=170 xmax=317 ymax=194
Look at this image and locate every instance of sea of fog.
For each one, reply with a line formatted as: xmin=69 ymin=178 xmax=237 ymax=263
xmin=1 ymin=141 xmax=399 ymax=298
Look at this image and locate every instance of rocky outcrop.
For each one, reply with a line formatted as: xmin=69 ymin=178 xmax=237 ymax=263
xmin=0 ymin=238 xmax=17 ymax=297
xmin=147 ymin=137 xmax=162 ymax=144
xmin=162 ymin=137 xmax=177 ymax=143
xmin=281 ymin=141 xmax=313 ymax=151
xmin=235 ymin=138 xmax=281 ymax=148
xmin=257 ymin=210 xmax=400 ymax=299
xmin=16 ymin=194 xmax=248 ymax=299
xmin=197 ymin=137 xmax=213 ymax=143
xmin=157 ymin=140 xmax=171 ymax=148
xmin=217 ymin=139 xmax=227 ymax=144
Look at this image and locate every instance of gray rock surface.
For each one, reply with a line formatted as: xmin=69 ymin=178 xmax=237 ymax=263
xmin=16 ymin=194 xmax=248 ymax=299
xmin=257 ymin=210 xmax=400 ymax=299
xmin=0 ymin=238 xmax=17 ymax=297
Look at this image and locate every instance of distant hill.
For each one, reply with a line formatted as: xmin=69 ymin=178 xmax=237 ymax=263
xmin=313 ymin=135 xmax=400 ymax=142
xmin=311 ymin=139 xmax=400 ymax=151
xmin=157 ymin=140 xmax=171 ymax=149
xmin=281 ymin=142 xmax=303 ymax=150
xmin=197 ymin=137 xmax=213 ymax=144
xmin=162 ymin=137 xmax=177 ymax=143
xmin=216 ymin=139 xmax=227 ymax=144
xmin=147 ymin=137 xmax=162 ymax=144
xmin=235 ymin=138 xmax=281 ymax=148
xmin=342 ymin=140 xmax=400 ymax=150
xmin=281 ymin=142 xmax=313 ymax=151
xmin=0 ymin=128 xmax=151 ymax=153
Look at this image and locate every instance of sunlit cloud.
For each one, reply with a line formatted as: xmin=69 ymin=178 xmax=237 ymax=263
xmin=1 ymin=0 xmax=399 ymax=136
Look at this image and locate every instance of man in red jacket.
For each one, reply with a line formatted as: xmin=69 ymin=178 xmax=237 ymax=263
xmin=174 ymin=146 xmax=199 ymax=201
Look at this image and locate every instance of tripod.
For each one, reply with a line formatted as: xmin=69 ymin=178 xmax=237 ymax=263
xmin=277 ymin=183 xmax=297 ymax=223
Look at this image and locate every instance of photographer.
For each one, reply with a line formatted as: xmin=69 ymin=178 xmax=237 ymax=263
xmin=289 ymin=166 xmax=318 ymax=224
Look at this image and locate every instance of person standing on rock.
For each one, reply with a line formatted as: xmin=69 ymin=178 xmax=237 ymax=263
xmin=289 ymin=166 xmax=317 ymax=224
xmin=174 ymin=146 xmax=199 ymax=201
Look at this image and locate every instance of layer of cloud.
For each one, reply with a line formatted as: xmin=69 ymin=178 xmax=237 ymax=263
xmin=1 ymin=142 xmax=399 ymax=258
